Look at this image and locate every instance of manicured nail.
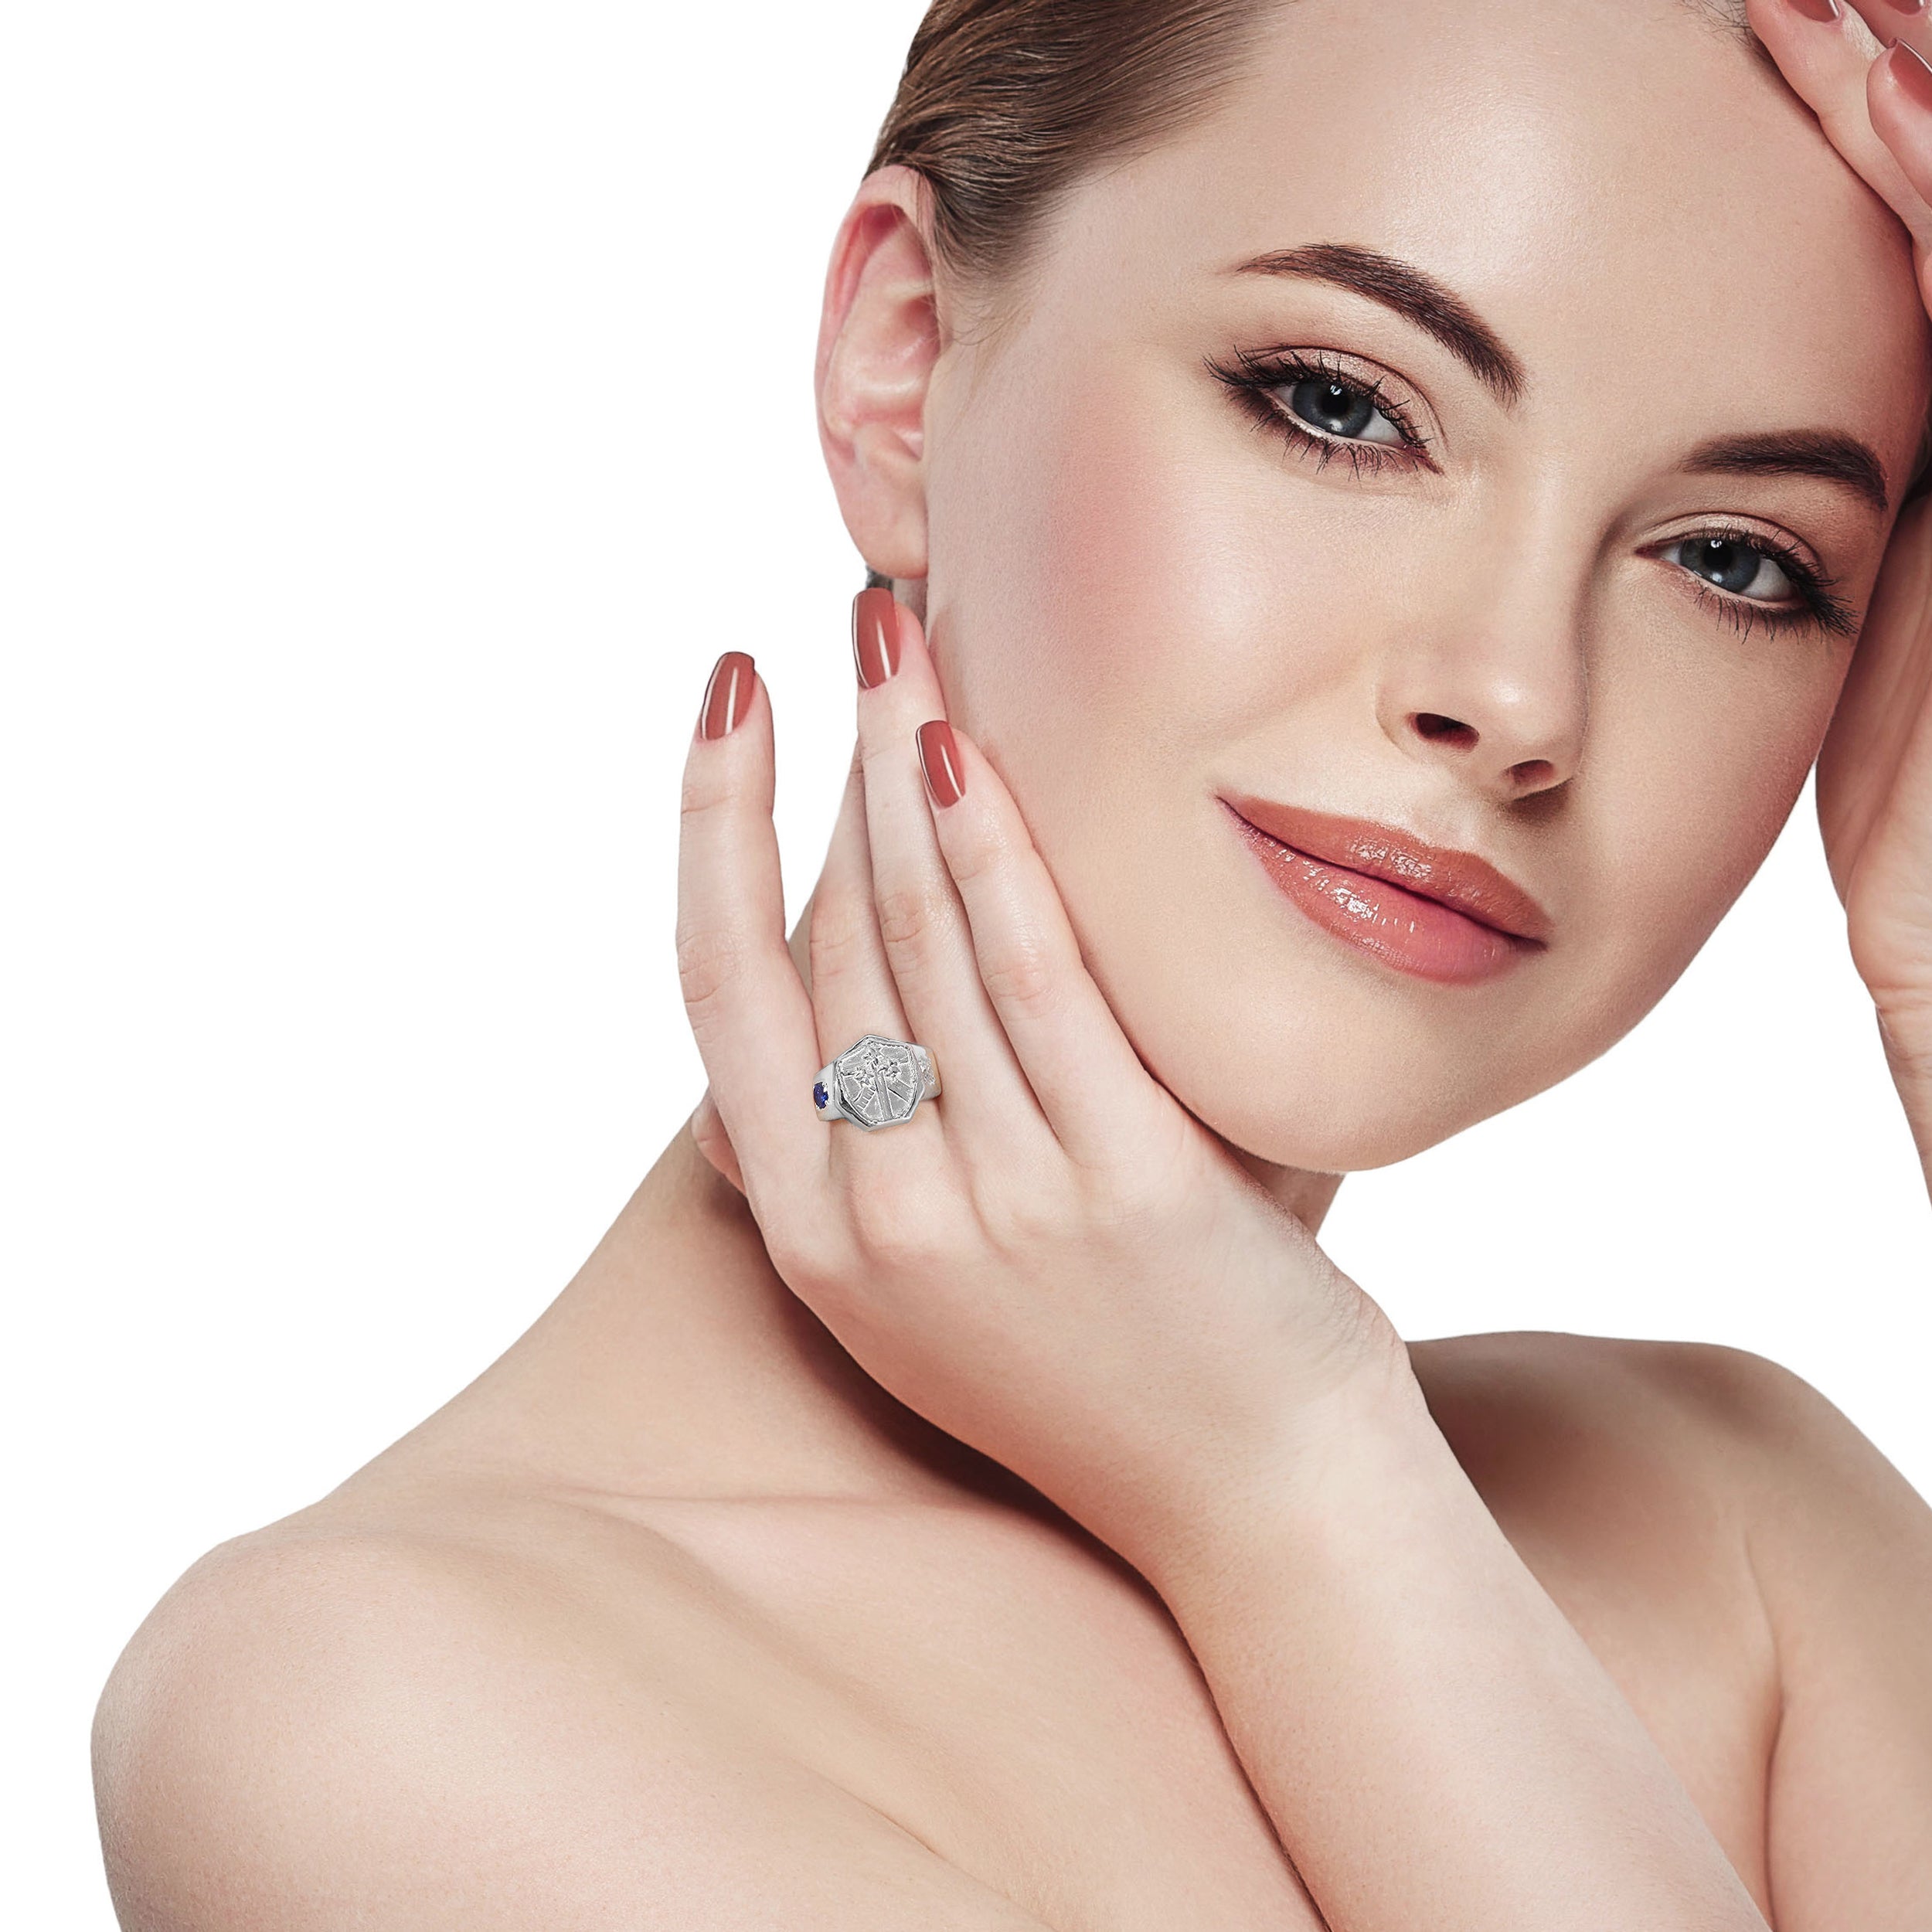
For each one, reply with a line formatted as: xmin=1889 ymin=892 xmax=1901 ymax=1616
xmin=1885 ymin=0 xmax=1927 ymax=17
xmin=1785 ymin=0 xmax=1840 ymax=19
xmin=699 ymin=651 xmax=755 ymax=740
xmin=916 ymin=720 xmax=964 ymax=808
xmin=1892 ymin=37 xmax=1932 ymax=110
xmin=852 ymin=587 xmax=900 ymax=690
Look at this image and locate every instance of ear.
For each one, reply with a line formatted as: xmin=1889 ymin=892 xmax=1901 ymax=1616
xmin=815 ymin=166 xmax=941 ymax=583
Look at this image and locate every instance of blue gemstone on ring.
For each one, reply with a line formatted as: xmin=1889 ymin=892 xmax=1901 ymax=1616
xmin=813 ymin=1081 xmax=830 ymax=1111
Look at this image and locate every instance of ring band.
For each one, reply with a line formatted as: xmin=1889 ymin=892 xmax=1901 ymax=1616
xmin=814 ymin=1035 xmax=941 ymax=1131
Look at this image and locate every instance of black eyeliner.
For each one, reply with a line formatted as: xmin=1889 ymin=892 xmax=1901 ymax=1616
xmin=1208 ymin=345 xmax=1862 ymax=643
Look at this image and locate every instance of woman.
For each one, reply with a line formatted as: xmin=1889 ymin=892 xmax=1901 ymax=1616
xmin=93 ymin=0 xmax=1932 ymax=1923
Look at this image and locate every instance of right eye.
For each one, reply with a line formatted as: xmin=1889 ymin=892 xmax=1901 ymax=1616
xmin=1279 ymin=376 xmax=1407 ymax=447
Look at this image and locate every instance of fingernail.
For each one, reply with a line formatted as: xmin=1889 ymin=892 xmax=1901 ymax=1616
xmin=699 ymin=651 xmax=755 ymax=740
xmin=1785 ymin=0 xmax=1840 ymax=19
xmin=916 ymin=719 xmax=964 ymax=808
xmin=1885 ymin=0 xmax=1927 ymax=16
xmin=1893 ymin=37 xmax=1932 ymax=109
xmin=852 ymin=587 xmax=900 ymax=690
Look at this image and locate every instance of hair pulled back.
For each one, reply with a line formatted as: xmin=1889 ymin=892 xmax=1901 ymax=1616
xmin=867 ymin=0 xmax=1763 ymax=287
xmin=866 ymin=0 xmax=1271 ymax=284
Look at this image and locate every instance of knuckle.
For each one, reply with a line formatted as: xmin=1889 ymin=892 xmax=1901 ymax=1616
xmin=759 ymin=1215 xmax=834 ymax=1291
xmin=1063 ymin=1128 xmax=1184 ymax=1232
xmin=944 ymin=820 xmax=1009 ymax=890
xmin=675 ymin=921 xmax=743 ymax=1029
xmin=679 ymin=759 xmax=736 ymax=822
xmin=806 ymin=886 xmax=876 ymax=986
xmin=839 ymin=1165 xmax=953 ymax=1272
xmin=978 ymin=940 xmax=1058 ymax=1019
xmin=1084 ymin=1163 xmax=1172 ymax=1239
xmin=873 ymin=880 xmax=953 ymax=971
xmin=970 ymin=1172 xmax=1065 ymax=1257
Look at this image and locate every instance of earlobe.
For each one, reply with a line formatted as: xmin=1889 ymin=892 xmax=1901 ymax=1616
xmin=816 ymin=168 xmax=941 ymax=583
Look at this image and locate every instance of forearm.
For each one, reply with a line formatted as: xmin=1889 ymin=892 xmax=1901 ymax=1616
xmin=1142 ymin=1363 xmax=1765 ymax=1932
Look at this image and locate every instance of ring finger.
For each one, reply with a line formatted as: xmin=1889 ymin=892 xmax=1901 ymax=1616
xmin=805 ymin=740 xmax=920 ymax=1117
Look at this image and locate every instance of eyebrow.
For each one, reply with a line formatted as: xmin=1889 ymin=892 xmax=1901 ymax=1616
xmin=1234 ymin=242 xmax=1527 ymax=406
xmin=1234 ymin=241 xmax=1893 ymax=515
xmin=1680 ymin=430 xmax=1890 ymax=516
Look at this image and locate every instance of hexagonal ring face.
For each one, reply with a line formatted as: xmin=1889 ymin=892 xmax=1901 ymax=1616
xmin=833 ymin=1035 xmax=924 ymax=1131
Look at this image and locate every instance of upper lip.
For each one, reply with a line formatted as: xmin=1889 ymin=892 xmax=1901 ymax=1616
xmin=1223 ymin=796 xmax=1553 ymax=945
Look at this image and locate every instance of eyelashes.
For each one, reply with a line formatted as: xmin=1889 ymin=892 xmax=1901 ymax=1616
xmin=1207 ymin=345 xmax=1433 ymax=480
xmin=1672 ymin=527 xmax=1859 ymax=642
xmin=1205 ymin=345 xmax=1860 ymax=642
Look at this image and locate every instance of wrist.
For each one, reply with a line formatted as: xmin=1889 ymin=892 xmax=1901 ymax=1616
xmin=1128 ymin=1328 xmax=1437 ymax=1608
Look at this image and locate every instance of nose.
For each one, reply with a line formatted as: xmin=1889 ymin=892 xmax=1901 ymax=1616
xmin=1374 ymin=527 xmax=1589 ymax=803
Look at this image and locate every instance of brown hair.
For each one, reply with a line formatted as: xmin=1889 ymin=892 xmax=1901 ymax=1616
xmin=866 ymin=2 xmax=1762 ymax=288
xmin=866 ymin=0 xmax=1273 ymax=284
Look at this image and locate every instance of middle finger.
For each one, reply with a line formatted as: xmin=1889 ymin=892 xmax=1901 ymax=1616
xmin=842 ymin=588 xmax=1054 ymax=1154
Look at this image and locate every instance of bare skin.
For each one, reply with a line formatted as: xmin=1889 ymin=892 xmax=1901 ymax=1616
xmin=91 ymin=1138 xmax=1932 ymax=1928
xmin=96 ymin=2 xmax=1932 ymax=1927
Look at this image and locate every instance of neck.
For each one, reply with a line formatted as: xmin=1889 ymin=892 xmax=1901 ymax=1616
xmin=433 ymin=1109 xmax=1341 ymax=1511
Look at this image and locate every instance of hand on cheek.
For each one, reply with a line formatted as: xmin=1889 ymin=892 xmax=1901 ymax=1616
xmin=675 ymin=591 xmax=1406 ymax=1577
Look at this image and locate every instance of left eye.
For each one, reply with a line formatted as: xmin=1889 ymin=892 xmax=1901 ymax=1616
xmin=1668 ymin=534 xmax=1796 ymax=604
xmin=1279 ymin=377 xmax=1406 ymax=447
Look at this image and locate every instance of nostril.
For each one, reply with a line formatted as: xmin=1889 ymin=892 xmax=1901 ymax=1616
xmin=1507 ymin=758 xmax=1556 ymax=790
xmin=1413 ymin=712 xmax=1478 ymax=750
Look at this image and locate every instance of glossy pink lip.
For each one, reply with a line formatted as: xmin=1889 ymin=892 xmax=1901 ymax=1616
xmin=1223 ymin=797 xmax=1551 ymax=985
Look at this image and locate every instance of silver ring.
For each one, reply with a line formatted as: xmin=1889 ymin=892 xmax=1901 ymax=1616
xmin=814 ymin=1034 xmax=941 ymax=1131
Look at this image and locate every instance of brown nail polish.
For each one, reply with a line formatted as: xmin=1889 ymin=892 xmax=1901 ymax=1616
xmin=1893 ymin=38 xmax=1932 ymax=110
xmin=699 ymin=651 xmax=755 ymax=740
xmin=1785 ymin=0 xmax=1840 ymax=19
xmin=917 ymin=719 xmax=964 ymax=808
xmin=1886 ymin=0 xmax=1927 ymax=17
xmin=852 ymin=587 xmax=900 ymax=690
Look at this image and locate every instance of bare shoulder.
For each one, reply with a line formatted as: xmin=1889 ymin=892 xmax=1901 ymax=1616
xmin=93 ymin=1501 xmax=1047 ymax=1932
xmin=1410 ymin=1326 xmax=1930 ymax=1532
xmin=1413 ymin=1329 xmax=1932 ymax=1926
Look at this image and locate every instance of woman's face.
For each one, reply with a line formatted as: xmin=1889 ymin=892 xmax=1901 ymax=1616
xmin=915 ymin=0 xmax=1932 ymax=1171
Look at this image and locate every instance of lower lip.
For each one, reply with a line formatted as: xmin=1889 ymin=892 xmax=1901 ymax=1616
xmin=1230 ymin=811 xmax=1535 ymax=986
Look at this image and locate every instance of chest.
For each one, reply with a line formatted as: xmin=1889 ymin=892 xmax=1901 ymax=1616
xmin=630 ymin=1494 xmax=1775 ymax=1929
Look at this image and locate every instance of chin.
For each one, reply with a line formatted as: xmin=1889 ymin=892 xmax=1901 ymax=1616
xmin=1152 ymin=1048 xmax=1489 ymax=1175
xmin=1082 ymin=928 xmax=1607 ymax=1175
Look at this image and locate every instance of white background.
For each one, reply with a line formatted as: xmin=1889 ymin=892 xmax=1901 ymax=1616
xmin=4 ymin=4 xmax=1926 ymax=1924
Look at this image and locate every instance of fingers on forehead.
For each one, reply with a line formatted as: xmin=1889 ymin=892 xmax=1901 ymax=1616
xmin=1754 ymin=0 xmax=1932 ymax=235
xmin=1869 ymin=48 xmax=1932 ymax=218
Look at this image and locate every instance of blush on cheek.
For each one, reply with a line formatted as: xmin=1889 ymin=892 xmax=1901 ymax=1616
xmin=994 ymin=363 xmax=1383 ymax=765
xmin=1034 ymin=392 xmax=1224 ymax=704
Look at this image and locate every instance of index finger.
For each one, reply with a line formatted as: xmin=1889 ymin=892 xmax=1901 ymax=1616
xmin=677 ymin=651 xmax=828 ymax=1219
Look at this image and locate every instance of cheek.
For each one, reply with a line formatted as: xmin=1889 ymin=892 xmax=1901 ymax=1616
xmin=930 ymin=352 xmax=1381 ymax=808
xmin=1575 ymin=636 xmax=1846 ymax=1036
xmin=922 ymin=343 xmax=1853 ymax=1167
